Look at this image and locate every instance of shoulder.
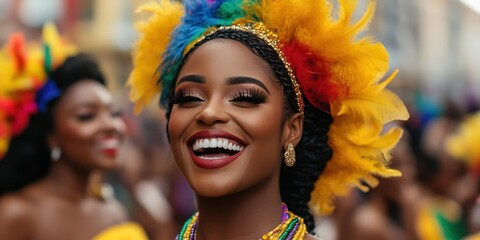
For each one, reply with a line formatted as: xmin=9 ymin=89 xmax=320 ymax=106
xmin=0 ymin=193 xmax=35 ymax=238
xmin=305 ymin=234 xmax=321 ymax=240
xmin=94 ymin=196 xmax=129 ymax=223
xmin=0 ymin=193 xmax=34 ymax=221
xmin=106 ymin=198 xmax=128 ymax=220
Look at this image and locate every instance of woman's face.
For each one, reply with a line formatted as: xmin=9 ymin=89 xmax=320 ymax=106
xmin=168 ymin=39 xmax=298 ymax=197
xmin=50 ymin=80 xmax=126 ymax=171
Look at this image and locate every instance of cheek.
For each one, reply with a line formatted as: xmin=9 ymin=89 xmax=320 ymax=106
xmin=167 ymin=106 xmax=189 ymax=142
xmin=234 ymin=106 xmax=285 ymax=167
xmin=235 ymin=105 xmax=284 ymax=143
xmin=167 ymin=107 xmax=194 ymax=164
xmin=60 ymin=121 xmax=97 ymax=141
xmin=113 ymin=118 xmax=126 ymax=137
xmin=56 ymin=121 xmax=98 ymax=158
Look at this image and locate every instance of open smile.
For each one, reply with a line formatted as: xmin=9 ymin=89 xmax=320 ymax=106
xmin=187 ymin=130 xmax=246 ymax=169
xmin=95 ymin=136 xmax=121 ymax=157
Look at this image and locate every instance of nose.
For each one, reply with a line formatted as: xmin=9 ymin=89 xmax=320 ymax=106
xmin=195 ymin=99 xmax=230 ymax=126
xmin=100 ymin=111 xmax=125 ymax=135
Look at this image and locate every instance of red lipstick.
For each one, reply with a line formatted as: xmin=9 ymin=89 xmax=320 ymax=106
xmin=187 ymin=130 xmax=246 ymax=169
xmin=97 ymin=136 xmax=120 ymax=158
xmin=101 ymin=148 xmax=118 ymax=157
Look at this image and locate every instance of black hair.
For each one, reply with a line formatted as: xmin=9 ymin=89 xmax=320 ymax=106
xmin=0 ymin=54 xmax=106 ymax=195
xmin=164 ymin=30 xmax=333 ymax=231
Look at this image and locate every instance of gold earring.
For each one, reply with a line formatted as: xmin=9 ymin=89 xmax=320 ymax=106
xmin=51 ymin=147 xmax=61 ymax=162
xmin=284 ymin=143 xmax=296 ymax=167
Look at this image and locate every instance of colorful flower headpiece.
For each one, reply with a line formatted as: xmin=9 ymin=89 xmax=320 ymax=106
xmin=0 ymin=23 xmax=76 ymax=159
xmin=128 ymin=0 xmax=409 ymax=216
xmin=446 ymin=112 xmax=480 ymax=177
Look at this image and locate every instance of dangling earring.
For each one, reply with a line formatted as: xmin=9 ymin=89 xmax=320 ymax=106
xmin=51 ymin=147 xmax=61 ymax=162
xmin=284 ymin=143 xmax=296 ymax=167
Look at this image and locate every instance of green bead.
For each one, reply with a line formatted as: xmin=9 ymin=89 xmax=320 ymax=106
xmin=179 ymin=215 xmax=194 ymax=239
xmin=279 ymin=218 xmax=299 ymax=240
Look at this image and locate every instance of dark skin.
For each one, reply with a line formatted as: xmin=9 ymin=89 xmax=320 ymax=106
xmin=0 ymin=81 xmax=127 ymax=240
xmin=168 ymin=39 xmax=316 ymax=239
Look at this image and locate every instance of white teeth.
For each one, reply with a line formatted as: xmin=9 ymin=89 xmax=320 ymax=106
xmin=210 ymin=138 xmax=217 ymax=148
xmin=198 ymin=155 xmax=226 ymax=160
xmin=192 ymin=137 xmax=244 ymax=152
xmin=98 ymin=139 xmax=119 ymax=149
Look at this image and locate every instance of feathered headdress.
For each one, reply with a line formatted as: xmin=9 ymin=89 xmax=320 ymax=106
xmin=446 ymin=112 xmax=480 ymax=177
xmin=0 ymin=23 xmax=76 ymax=159
xmin=128 ymin=0 xmax=409 ymax=216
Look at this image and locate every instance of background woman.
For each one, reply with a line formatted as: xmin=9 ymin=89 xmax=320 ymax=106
xmin=0 ymin=25 xmax=147 ymax=239
xmin=128 ymin=0 xmax=409 ymax=239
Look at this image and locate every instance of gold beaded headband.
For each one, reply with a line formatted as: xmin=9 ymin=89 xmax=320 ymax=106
xmin=184 ymin=22 xmax=305 ymax=116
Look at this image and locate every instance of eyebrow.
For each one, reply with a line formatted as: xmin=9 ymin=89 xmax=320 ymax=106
xmin=227 ymin=76 xmax=270 ymax=94
xmin=176 ymin=75 xmax=206 ymax=86
xmin=176 ymin=75 xmax=270 ymax=94
xmin=69 ymin=102 xmax=113 ymax=112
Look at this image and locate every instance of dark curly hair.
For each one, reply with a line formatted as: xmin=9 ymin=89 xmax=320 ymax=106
xmin=164 ymin=30 xmax=333 ymax=231
xmin=0 ymin=54 xmax=106 ymax=195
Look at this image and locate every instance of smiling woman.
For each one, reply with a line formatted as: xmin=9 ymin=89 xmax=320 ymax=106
xmin=128 ymin=0 xmax=410 ymax=239
xmin=0 ymin=25 xmax=147 ymax=239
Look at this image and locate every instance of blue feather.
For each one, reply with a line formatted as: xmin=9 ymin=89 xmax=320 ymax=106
xmin=159 ymin=0 xmax=249 ymax=106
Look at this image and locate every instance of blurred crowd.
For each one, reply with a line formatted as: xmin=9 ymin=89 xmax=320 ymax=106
xmin=0 ymin=0 xmax=480 ymax=239
xmin=314 ymin=99 xmax=480 ymax=240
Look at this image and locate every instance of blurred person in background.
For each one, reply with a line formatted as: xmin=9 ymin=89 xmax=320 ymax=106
xmin=446 ymin=111 xmax=480 ymax=239
xmin=313 ymin=187 xmax=363 ymax=240
xmin=349 ymin=125 xmax=420 ymax=240
xmin=413 ymin=109 xmax=469 ymax=240
xmin=0 ymin=25 xmax=147 ymax=239
xmin=111 ymin=108 xmax=179 ymax=239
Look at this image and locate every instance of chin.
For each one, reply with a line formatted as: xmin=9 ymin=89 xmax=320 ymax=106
xmin=188 ymin=175 xmax=244 ymax=198
xmin=193 ymin=188 xmax=235 ymax=198
xmin=96 ymin=160 xmax=118 ymax=171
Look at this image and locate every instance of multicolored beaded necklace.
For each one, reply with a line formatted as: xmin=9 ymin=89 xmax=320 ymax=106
xmin=176 ymin=203 xmax=307 ymax=240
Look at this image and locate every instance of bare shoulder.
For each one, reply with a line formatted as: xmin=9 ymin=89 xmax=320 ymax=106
xmin=305 ymin=234 xmax=322 ymax=240
xmin=0 ymin=193 xmax=35 ymax=238
xmin=0 ymin=193 xmax=34 ymax=221
xmin=106 ymin=198 xmax=128 ymax=220
xmin=93 ymin=195 xmax=128 ymax=223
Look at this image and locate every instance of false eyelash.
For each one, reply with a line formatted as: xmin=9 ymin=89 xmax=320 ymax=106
xmin=111 ymin=109 xmax=122 ymax=117
xmin=77 ymin=113 xmax=95 ymax=122
xmin=171 ymin=89 xmax=204 ymax=104
xmin=229 ymin=88 xmax=268 ymax=104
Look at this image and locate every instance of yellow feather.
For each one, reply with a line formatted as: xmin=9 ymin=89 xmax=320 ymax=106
xmin=446 ymin=112 xmax=480 ymax=166
xmin=347 ymin=125 xmax=404 ymax=150
xmin=331 ymin=88 xmax=409 ymax=124
xmin=127 ymin=0 xmax=184 ymax=114
xmin=42 ymin=23 xmax=77 ymax=69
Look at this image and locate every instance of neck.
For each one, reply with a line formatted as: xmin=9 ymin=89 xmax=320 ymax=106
xmin=194 ymin=176 xmax=283 ymax=240
xmin=43 ymin=160 xmax=92 ymax=202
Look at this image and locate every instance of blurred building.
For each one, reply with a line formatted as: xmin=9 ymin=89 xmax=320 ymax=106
xmin=375 ymin=0 xmax=480 ymax=108
xmin=0 ymin=0 xmax=152 ymax=100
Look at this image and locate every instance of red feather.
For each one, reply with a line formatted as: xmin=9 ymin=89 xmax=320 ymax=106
xmin=8 ymin=33 xmax=27 ymax=73
xmin=282 ymin=41 xmax=344 ymax=112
